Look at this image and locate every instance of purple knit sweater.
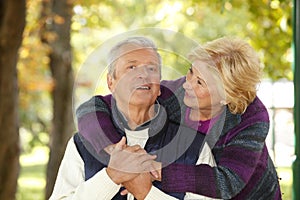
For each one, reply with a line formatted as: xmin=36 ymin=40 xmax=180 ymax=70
xmin=76 ymin=77 xmax=282 ymax=199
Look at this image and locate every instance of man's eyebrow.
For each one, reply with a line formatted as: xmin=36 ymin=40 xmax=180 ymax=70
xmin=126 ymin=60 xmax=158 ymax=66
xmin=126 ymin=60 xmax=138 ymax=63
xmin=146 ymin=60 xmax=160 ymax=65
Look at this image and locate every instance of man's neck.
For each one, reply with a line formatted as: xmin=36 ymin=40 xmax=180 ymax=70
xmin=117 ymin=103 xmax=156 ymax=130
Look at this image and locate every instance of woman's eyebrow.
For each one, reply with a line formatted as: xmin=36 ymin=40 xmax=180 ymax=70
xmin=197 ymin=76 xmax=207 ymax=85
xmin=197 ymin=76 xmax=204 ymax=81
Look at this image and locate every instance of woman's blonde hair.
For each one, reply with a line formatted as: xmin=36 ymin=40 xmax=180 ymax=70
xmin=188 ymin=37 xmax=262 ymax=114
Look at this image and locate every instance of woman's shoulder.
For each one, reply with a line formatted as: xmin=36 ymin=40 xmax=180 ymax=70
xmin=242 ymin=96 xmax=269 ymax=122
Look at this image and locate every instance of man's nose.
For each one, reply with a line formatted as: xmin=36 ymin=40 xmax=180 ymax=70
xmin=136 ymin=65 xmax=148 ymax=77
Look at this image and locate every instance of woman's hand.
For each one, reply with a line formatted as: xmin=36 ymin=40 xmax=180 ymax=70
xmin=149 ymin=160 xmax=162 ymax=181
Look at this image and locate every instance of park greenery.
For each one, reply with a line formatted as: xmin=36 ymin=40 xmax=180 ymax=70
xmin=20 ymin=0 xmax=293 ymax=151
xmin=1 ymin=0 xmax=294 ymax=199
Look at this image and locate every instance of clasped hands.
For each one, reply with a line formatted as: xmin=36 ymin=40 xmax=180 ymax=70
xmin=106 ymin=137 xmax=162 ymax=200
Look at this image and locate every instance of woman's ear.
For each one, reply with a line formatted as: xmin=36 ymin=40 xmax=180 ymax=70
xmin=220 ymin=100 xmax=227 ymax=105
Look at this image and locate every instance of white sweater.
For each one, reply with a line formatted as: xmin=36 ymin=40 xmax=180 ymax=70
xmin=49 ymin=128 xmax=219 ymax=200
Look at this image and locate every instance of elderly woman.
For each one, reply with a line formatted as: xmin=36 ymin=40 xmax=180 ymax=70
xmin=76 ymin=37 xmax=282 ymax=199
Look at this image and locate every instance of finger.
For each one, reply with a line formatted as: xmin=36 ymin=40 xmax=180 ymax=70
xmin=150 ymin=170 xmax=159 ymax=179
xmin=115 ymin=136 xmax=126 ymax=150
xmin=137 ymin=155 xmax=157 ymax=172
xmin=104 ymin=144 xmax=115 ymax=154
xmin=134 ymin=148 xmax=148 ymax=154
xmin=150 ymin=161 xmax=162 ymax=180
xmin=137 ymin=153 xmax=157 ymax=162
xmin=124 ymin=145 xmax=143 ymax=152
xmin=120 ymin=189 xmax=129 ymax=196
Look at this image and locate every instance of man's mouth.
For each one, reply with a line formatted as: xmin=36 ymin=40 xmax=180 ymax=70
xmin=136 ymin=85 xmax=150 ymax=90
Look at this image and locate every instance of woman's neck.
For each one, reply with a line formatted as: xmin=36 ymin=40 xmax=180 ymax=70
xmin=189 ymin=105 xmax=224 ymax=121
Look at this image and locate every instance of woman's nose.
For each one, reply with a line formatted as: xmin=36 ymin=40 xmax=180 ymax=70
xmin=183 ymin=80 xmax=192 ymax=90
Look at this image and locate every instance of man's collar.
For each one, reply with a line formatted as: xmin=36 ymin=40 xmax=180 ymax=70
xmin=111 ymin=98 xmax=166 ymax=132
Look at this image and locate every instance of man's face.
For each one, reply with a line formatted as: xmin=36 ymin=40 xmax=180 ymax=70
xmin=107 ymin=48 xmax=161 ymax=110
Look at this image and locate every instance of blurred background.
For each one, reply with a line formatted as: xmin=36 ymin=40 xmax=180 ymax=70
xmin=0 ymin=0 xmax=297 ymax=199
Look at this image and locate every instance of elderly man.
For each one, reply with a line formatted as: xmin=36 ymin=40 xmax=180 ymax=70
xmin=50 ymin=36 xmax=204 ymax=200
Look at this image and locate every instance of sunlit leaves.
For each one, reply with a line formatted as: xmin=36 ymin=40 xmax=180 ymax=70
xmin=246 ymin=0 xmax=292 ymax=80
xmin=20 ymin=0 xmax=293 ymax=150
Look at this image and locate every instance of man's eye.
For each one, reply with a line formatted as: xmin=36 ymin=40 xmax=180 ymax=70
xmin=148 ymin=65 xmax=157 ymax=71
xmin=128 ymin=65 xmax=136 ymax=69
xmin=188 ymin=67 xmax=193 ymax=73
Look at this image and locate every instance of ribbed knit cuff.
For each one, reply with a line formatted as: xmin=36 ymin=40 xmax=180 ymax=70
xmin=162 ymin=163 xmax=196 ymax=192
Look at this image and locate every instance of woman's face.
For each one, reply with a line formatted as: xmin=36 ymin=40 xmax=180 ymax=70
xmin=183 ymin=60 xmax=224 ymax=115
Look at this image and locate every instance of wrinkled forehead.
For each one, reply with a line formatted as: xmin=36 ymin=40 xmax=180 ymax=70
xmin=117 ymin=44 xmax=157 ymax=58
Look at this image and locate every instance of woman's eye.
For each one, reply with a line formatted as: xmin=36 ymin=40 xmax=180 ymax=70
xmin=197 ymin=79 xmax=207 ymax=87
xmin=188 ymin=67 xmax=193 ymax=74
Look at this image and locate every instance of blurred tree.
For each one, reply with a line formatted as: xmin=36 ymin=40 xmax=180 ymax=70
xmin=18 ymin=0 xmax=53 ymax=152
xmin=0 ymin=0 xmax=26 ymax=200
xmin=15 ymin=0 xmax=292 ymax=198
xmin=39 ymin=0 xmax=75 ymax=198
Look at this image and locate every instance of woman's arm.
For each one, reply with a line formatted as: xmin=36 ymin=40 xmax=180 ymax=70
xmin=162 ymin=125 xmax=269 ymax=199
xmin=76 ymin=94 xmax=121 ymax=155
xmin=75 ymin=77 xmax=186 ymax=155
xmin=161 ymin=98 xmax=272 ymax=199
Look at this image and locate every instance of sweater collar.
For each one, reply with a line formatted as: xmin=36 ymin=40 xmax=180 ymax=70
xmin=205 ymin=106 xmax=241 ymax=148
xmin=111 ymin=98 xmax=167 ymax=136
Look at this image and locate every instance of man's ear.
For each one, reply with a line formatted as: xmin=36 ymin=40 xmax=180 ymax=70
xmin=107 ymin=74 xmax=114 ymax=92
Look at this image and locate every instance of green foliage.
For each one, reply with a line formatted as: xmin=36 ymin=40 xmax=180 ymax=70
xmin=17 ymin=164 xmax=46 ymax=200
xmin=71 ymin=0 xmax=292 ymax=82
xmin=21 ymin=0 xmax=292 ymax=150
xmin=246 ymin=0 xmax=293 ymax=80
xmin=17 ymin=146 xmax=48 ymax=200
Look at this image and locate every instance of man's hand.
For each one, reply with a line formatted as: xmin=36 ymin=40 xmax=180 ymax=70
xmin=106 ymin=137 xmax=157 ymax=184
xmin=121 ymin=172 xmax=153 ymax=200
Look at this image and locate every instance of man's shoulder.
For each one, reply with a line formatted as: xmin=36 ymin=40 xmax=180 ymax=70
xmin=76 ymin=94 xmax=113 ymax=119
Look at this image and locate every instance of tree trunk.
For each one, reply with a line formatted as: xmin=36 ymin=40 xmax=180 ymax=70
xmin=41 ymin=0 xmax=75 ymax=199
xmin=0 ymin=0 xmax=26 ymax=200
